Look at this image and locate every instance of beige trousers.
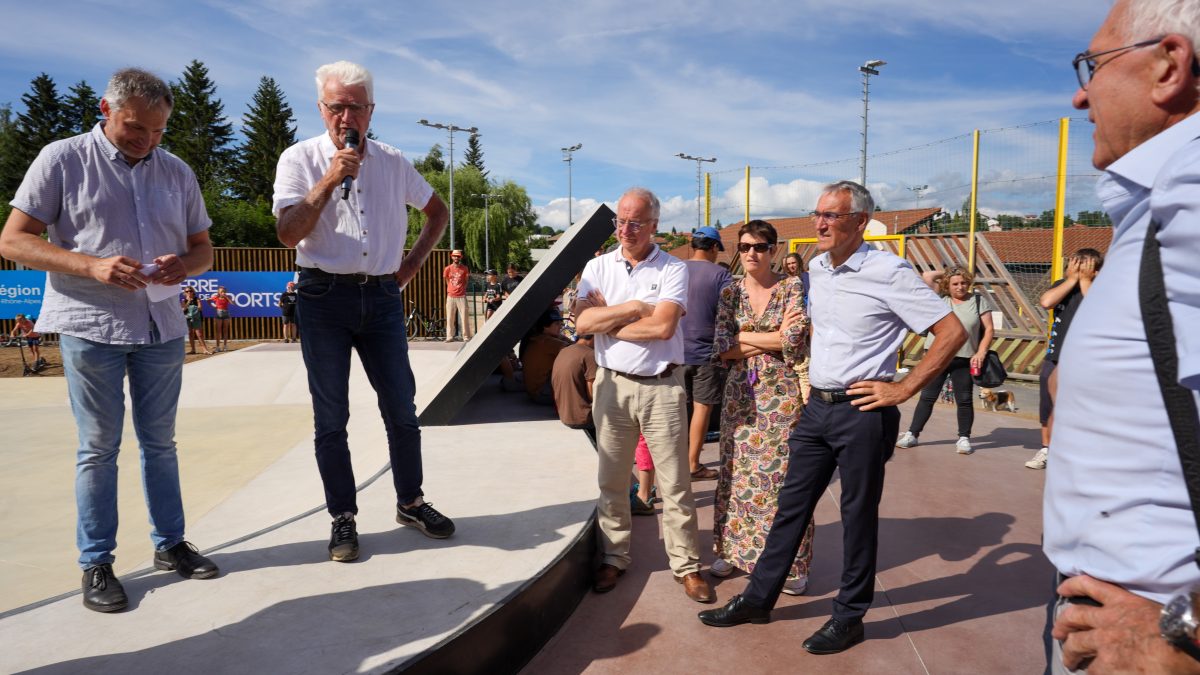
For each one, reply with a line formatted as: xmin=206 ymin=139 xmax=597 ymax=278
xmin=445 ymin=295 xmax=471 ymax=339
xmin=592 ymin=367 xmax=702 ymax=575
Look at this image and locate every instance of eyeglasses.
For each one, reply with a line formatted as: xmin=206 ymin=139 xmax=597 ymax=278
xmin=737 ymin=242 xmax=774 ymax=253
xmin=1072 ymin=37 xmax=1162 ymax=89
xmin=810 ymin=210 xmax=860 ymax=222
xmin=322 ymin=101 xmax=375 ymax=117
xmin=612 ymin=217 xmax=653 ymax=232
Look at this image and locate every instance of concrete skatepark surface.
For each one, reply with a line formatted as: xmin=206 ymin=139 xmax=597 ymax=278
xmin=0 ymin=340 xmax=1054 ymax=673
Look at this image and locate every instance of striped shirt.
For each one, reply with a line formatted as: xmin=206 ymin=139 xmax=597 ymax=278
xmin=10 ymin=123 xmax=211 ymax=344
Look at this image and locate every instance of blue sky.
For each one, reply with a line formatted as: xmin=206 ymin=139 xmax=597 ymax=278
xmin=0 ymin=0 xmax=1111 ymax=232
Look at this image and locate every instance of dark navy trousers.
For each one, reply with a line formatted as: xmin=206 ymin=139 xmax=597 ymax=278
xmin=742 ymin=396 xmax=900 ymax=622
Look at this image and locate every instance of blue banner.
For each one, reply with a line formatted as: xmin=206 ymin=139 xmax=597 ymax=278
xmin=0 ymin=271 xmax=46 ymax=319
xmin=0 ymin=270 xmax=298 ymax=320
xmin=184 ymin=272 xmax=297 ymax=318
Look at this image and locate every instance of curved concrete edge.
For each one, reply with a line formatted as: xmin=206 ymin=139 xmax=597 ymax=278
xmin=398 ymin=514 xmax=597 ymax=675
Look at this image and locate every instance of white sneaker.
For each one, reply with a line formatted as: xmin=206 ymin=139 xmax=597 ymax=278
xmin=896 ymin=431 xmax=918 ymax=448
xmin=781 ymin=575 xmax=808 ymax=596
xmin=1025 ymin=447 xmax=1048 ymax=470
xmin=956 ymin=437 xmax=974 ymax=455
xmin=709 ymin=558 xmax=734 ymax=578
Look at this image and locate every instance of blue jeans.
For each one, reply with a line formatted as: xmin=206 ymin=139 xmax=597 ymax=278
xmin=60 ymin=334 xmax=187 ymax=569
xmin=296 ymin=271 xmax=423 ymax=515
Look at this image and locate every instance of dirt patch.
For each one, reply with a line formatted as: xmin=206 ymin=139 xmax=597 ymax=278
xmin=0 ymin=341 xmax=268 ymax=378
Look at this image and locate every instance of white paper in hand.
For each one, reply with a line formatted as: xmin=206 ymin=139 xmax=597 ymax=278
xmin=138 ymin=263 xmax=182 ymax=303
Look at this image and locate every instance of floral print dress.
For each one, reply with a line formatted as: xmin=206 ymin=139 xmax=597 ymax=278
xmin=712 ymin=275 xmax=814 ymax=579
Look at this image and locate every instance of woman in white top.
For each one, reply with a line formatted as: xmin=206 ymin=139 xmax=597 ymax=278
xmin=895 ymin=266 xmax=995 ymax=455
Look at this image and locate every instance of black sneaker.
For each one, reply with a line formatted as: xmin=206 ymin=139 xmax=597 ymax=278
xmin=153 ymin=541 xmax=219 ymax=579
xmin=82 ymin=563 xmax=128 ymax=613
xmin=396 ymin=501 xmax=455 ymax=539
xmin=329 ymin=513 xmax=359 ymax=562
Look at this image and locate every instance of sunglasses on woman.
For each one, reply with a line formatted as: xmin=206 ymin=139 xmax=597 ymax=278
xmin=737 ymin=242 xmax=775 ymax=253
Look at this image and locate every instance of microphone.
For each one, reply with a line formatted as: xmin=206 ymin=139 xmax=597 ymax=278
xmin=341 ymin=129 xmax=360 ymax=200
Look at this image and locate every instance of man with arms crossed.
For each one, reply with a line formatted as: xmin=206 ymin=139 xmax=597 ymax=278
xmin=574 ymin=187 xmax=714 ymax=603
xmin=273 ymin=61 xmax=454 ymax=563
xmin=0 ymin=68 xmax=219 ymax=612
xmin=698 ymin=181 xmax=964 ymax=654
xmin=1046 ymin=2 xmax=1200 ymax=672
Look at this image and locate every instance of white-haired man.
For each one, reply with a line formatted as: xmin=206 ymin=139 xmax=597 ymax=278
xmin=574 ymin=187 xmax=714 ymax=604
xmin=0 ymin=68 xmax=219 ymax=613
xmin=273 ymin=61 xmax=454 ymax=563
xmin=1046 ymin=2 xmax=1200 ymax=672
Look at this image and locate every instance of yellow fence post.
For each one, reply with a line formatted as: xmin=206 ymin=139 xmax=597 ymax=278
xmin=1053 ymin=118 xmax=1069 ymax=283
xmin=968 ymin=129 xmax=980 ymax=274
xmin=705 ymin=172 xmax=712 ymax=227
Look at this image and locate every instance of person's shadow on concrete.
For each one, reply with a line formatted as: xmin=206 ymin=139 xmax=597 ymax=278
xmin=18 ymin=578 xmax=513 ymax=675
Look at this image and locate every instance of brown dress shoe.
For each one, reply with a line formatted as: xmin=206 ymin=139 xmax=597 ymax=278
xmin=690 ymin=466 xmax=719 ymax=481
xmin=676 ymin=571 xmax=716 ymax=603
xmin=593 ymin=564 xmax=625 ymax=593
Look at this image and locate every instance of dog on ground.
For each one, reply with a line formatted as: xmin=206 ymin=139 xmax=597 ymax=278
xmin=979 ymin=388 xmax=1018 ymax=412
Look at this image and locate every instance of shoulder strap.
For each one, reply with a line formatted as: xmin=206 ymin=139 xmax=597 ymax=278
xmin=974 ymin=294 xmax=985 ymax=342
xmin=1139 ymin=220 xmax=1200 ymax=569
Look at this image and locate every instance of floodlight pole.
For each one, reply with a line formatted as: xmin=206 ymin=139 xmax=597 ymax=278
xmin=472 ymin=192 xmax=500 ymax=270
xmin=859 ymin=60 xmax=886 ymax=187
xmin=676 ymin=153 xmax=716 ymax=228
xmin=418 ymin=119 xmax=478 ymax=249
xmin=562 ymin=143 xmax=582 ymax=227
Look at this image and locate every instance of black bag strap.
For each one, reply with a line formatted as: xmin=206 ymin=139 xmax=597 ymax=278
xmin=1139 ymin=219 xmax=1200 ymax=569
xmin=974 ymin=294 xmax=984 ymax=342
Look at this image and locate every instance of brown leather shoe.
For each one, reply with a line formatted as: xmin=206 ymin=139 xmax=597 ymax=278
xmin=593 ymin=564 xmax=625 ymax=593
xmin=690 ymin=466 xmax=719 ymax=481
xmin=676 ymin=571 xmax=716 ymax=603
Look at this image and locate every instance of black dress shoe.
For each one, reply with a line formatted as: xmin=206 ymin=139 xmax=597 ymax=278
xmin=802 ymin=617 xmax=865 ymax=654
xmin=82 ymin=564 xmax=128 ymax=613
xmin=697 ymin=594 xmax=770 ymax=627
xmin=154 ymin=541 xmax=219 ymax=579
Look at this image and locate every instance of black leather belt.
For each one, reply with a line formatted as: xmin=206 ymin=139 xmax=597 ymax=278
xmin=299 ymin=267 xmax=392 ymax=285
xmin=811 ymin=387 xmax=861 ymax=404
xmin=608 ymin=364 xmax=678 ymax=381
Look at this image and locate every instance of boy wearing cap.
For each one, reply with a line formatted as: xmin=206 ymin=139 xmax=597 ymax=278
xmin=681 ymin=226 xmax=732 ymax=480
xmin=483 ymin=269 xmax=503 ymax=320
xmin=443 ymin=250 xmax=472 ymax=341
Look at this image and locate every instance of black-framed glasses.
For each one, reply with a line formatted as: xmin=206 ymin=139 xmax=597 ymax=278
xmin=810 ymin=210 xmax=860 ymax=222
xmin=612 ymin=217 xmax=652 ymax=232
xmin=1072 ymin=37 xmax=1163 ymax=89
xmin=322 ymin=101 xmax=375 ymax=116
xmin=737 ymin=242 xmax=774 ymax=253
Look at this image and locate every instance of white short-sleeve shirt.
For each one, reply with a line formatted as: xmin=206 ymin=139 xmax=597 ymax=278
xmin=272 ymin=134 xmax=433 ymax=275
xmin=576 ymin=246 xmax=688 ymax=376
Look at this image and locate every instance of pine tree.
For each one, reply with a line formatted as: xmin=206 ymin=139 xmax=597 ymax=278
xmin=62 ymin=80 xmax=100 ymax=135
xmin=233 ymin=76 xmax=297 ymax=204
xmin=463 ymin=132 xmax=486 ymax=177
xmin=16 ymin=73 xmax=68 ymax=159
xmin=0 ymin=104 xmax=24 ymax=214
xmin=163 ymin=60 xmax=234 ymax=190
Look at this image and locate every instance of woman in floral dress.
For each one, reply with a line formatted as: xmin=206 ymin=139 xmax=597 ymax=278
xmin=711 ymin=220 xmax=813 ymax=595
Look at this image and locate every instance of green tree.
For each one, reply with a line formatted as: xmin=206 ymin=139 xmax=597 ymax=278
xmin=0 ymin=104 xmax=25 ymax=209
xmin=233 ymin=76 xmax=297 ymax=204
xmin=413 ymin=143 xmax=445 ymax=173
xmin=163 ymin=60 xmax=234 ymax=190
xmin=1074 ymin=210 xmax=1112 ymax=227
xmin=62 ymin=80 xmax=100 ymax=135
xmin=15 ymin=73 xmax=68 ymax=167
xmin=463 ymin=132 xmax=486 ymax=177
xmin=203 ymin=185 xmax=281 ymax=247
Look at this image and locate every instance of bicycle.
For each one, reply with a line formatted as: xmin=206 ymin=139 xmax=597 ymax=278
xmin=405 ymin=302 xmax=445 ymax=340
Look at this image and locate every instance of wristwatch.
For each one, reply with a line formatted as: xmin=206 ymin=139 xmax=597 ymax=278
xmin=1161 ymin=589 xmax=1200 ymax=661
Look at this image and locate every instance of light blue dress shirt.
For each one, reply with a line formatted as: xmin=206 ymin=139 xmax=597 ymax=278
xmin=807 ymin=244 xmax=950 ymax=390
xmin=1044 ymin=112 xmax=1200 ymax=604
xmin=11 ymin=124 xmax=211 ymax=344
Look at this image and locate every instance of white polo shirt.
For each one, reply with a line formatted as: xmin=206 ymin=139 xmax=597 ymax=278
xmin=272 ymin=134 xmax=433 ymax=275
xmin=577 ymin=245 xmax=688 ymax=377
